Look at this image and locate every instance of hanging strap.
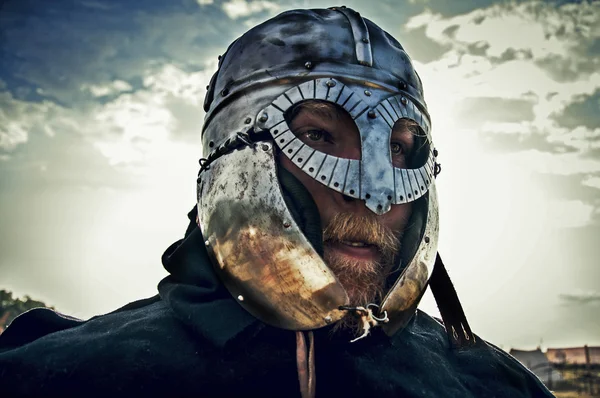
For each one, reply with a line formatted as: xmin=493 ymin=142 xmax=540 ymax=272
xmin=295 ymin=331 xmax=316 ymax=398
xmin=428 ymin=253 xmax=477 ymax=349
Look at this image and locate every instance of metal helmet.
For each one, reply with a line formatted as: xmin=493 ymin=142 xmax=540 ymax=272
xmin=197 ymin=6 xmax=439 ymax=336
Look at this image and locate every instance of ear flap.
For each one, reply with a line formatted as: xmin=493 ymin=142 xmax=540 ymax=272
xmin=277 ymin=165 xmax=324 ymax=257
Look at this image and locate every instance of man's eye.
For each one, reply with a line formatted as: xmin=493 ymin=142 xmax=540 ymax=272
xmin=304 ymin=130 xmax=325 ymax=141
xmin=391 ymin=142 xmax=404 ymax=155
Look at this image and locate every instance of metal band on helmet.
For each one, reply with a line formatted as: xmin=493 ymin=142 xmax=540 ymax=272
xmin=197 ymin=6 xmax=440 ymax=335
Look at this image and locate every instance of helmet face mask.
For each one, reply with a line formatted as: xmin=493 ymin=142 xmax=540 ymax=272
xmin=197 ymin=7 xmax=440 ymax=336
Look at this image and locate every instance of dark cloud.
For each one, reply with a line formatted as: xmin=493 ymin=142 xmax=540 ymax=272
xmin=489 ymin=48 xmax=534 ymax=64
xmin=552 ymin=89 xmax=600 ymax=130
xmin=0 ymin=0 xmax=242 ymax=106
xmin=534 ymin=173 xmax=600 ymax=206
xmin=400 ymin=25 xmax=452 ymax=63
xmin=479 ymin=132 xmax=577 ymax=154
xmin=535 ymin=54 xmax=600 ymax=83
xmin=442 ymin=24 xmax=460 ymax=39
xmin=559 ymin=292 xmax=600 ymax=305
xmin=456 ymin=97 xmax=536 ymax=129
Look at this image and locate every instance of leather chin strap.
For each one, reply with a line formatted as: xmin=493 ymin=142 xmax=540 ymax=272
xmin=295 ymin=331 xmax=316 ymax=398
xmin=429 ymin=253 xmax=478 ymax=349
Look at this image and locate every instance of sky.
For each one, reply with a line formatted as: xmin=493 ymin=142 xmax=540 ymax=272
xmin=0 ymin=0 xmax=599 ymax=350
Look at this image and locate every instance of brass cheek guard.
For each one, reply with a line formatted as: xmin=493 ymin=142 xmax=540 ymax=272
xmin=197 ymin=143 xmax=349 ymax=330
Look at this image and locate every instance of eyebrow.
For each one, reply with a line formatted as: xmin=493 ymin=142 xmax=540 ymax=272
xmin=287 ymin=101 xmax=345 ymax=122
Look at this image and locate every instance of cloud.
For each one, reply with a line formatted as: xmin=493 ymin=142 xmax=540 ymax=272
xmin=82 ymin=80 xmax=133 ymax=98
xmin=0 ymin=1 xmax=241 ymax=107
xmin=456 ymin=97 xmax=536 ymax=128
xmin=583 ymin=175 xmax=600 ymax=190
xmin=559 ymin=290 xmax=600 ymax=306
xmin=553 ymin=89 xmax=600 ymax=130
xmin=221 ymin=0 xmax=279 ymax=19
xmin=1 ymin=59 xmax=215 ymax=171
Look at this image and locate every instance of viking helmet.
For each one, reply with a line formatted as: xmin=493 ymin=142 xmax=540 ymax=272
xmin=197 ymin=6 xmax=439 ymax=336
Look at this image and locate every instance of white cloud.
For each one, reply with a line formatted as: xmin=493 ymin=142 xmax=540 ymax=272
xmin=1 ymin=60 xmax=216 ymax=171
xmin=222 ymin=0 xmax=279 ymax=19
xmin=407 ymin=2 xmax=600 ymax=60
xmin=0 ymin=90 xmax=71 ymax=151
xmin=82 ymin=80 xmax=133 ymax=97
xmin=582 ymin=176 xmax=600 ymax=189
xmin=405 ymin=1 xmax=600 ymax=210
xmin=196 ymin=0 xmax=214 ymax=5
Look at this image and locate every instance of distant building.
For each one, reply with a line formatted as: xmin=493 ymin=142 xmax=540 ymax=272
xmin=509 ymin=348 xmax=563 ymax=384
xmin=546 ymin=346 xmax=600 ymax=365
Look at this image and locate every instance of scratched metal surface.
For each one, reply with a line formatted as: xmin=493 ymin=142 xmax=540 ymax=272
xmin=197 ymin=6 xmax=440 ymax=334
xmin=197 ymin=143 xmax=348 ymax=330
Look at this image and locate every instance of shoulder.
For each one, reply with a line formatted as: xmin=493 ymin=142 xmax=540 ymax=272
xmin=0 ymin=296 xmax=203 ymax=397
xmin=396 ymin=310 xmax=554 ymax=398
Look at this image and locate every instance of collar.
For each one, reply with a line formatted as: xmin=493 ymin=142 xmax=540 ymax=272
xmin=158 ymin=224 xmax=262 ymax=349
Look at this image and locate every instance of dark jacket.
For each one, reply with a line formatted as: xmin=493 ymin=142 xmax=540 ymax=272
xmin=0 ymin=225 xmax=554 ymax=397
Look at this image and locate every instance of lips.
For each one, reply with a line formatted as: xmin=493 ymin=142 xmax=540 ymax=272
xmin=341 ymin=240 xmax=369 ymax=247
xmin=327 ymin=240 xmax=380 ymax=261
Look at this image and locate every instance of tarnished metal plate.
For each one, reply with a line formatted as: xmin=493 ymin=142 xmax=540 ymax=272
xmin=198 ymin=143 xmax=348 ymax=330
xmin=258 ymin=78 xmax=436 ymax=215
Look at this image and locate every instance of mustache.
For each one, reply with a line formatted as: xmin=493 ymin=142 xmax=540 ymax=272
xmin=322 ymin=213 xmax=401 ymax=259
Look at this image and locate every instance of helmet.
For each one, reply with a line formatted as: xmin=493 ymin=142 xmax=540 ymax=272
xmin=197 ymin=6 xmax=439 ymax=336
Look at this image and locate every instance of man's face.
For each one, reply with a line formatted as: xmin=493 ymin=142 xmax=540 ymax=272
xmin=279 ymin=101 xmax=415 ymax=306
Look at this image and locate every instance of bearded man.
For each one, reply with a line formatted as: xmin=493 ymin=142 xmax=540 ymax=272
xmin=0 ymin=6 xmax=553 ymax=398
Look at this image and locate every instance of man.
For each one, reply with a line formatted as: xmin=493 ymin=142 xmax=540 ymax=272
xmin=0 ymin=6 xmax=553 ymax=397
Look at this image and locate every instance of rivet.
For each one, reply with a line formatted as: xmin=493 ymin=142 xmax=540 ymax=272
xmin=261 ymin=143 xmax=271 ymax=151
xmin=304 ymin=61 xmax=313 ymax=69
xmin=377 ymin=204 xmax=382 ymax=211
xmin=283 ymin=220 xmax=291 ymax=228
xmin=221 ymin=88 xmax=229 ymax=96
xmin=433 ymin=149 xmax=439 ymax=157
xmin=401 ymin=97 xmax=408 ymax=105
xmin=237 ymin=295 xmax=244 ymax=301
xmin=244 ymin=117 xmax=252 ymax=124
xmin=324 ymin=316 xmax=332 ymax=324
xmin=364 ymin=90 xmax=372 ymax=96
xmin=204 ymin=240 xmax=210 ymax=246
xmin=367 ymin=110 xmax=377 ymax=119
xmin=365 ymin=193 xmax=371 ymax=199
xmin=209 ymin=141 xmax=215 ymax=148
xmin=258 ymin=113 xmax=269 ymax=123
xmin=387 ymin=195 xmax=392 ymax=200
xmin=362 ymin=38 xmax=369 ymax=44
xmin=424 ymin=236 xmax=430 ymax=243
xmin=326 ymin=80 xmax=336 ymax=87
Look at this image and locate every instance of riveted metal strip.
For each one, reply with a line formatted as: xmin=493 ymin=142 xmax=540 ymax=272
xmin=282 ymin=138 xmax=304 ymax=158
xmin=303 ymin=151 xmax=328 ymax=180
xmin=343 ymin=159 xmax=361 ymax=198
xmin=332 ymin=7 xmax=373 ymax=67
xmin=273 ymin=130 xmax=296 ymax=149
xmin=292 ymin=144 xmax=316 ymax=169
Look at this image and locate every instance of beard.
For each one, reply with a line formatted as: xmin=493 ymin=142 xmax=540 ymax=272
xmin=322 ymin=213 xmax=402 ymax=332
